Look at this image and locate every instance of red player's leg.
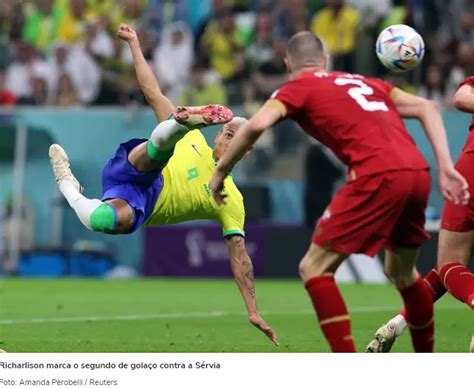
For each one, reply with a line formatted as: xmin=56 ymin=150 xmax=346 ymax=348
xmin=385 ymin=248 xmax=434 ymax=352
xmin=299 ymin=243 xmax=355 ymax=352
xmin=400 ymin=267 xmax=447 ymax=319
xmin=438 ymin=229 xmax=474 ymax=309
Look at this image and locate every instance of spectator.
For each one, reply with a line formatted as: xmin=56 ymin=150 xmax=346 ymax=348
xmin=142 ymin=0 xmax=189 ymax=42
xmin=0 ymin=70 xmax=17 ymax=106
xmin=245 ymin=10 xmax=274 ymax=72
xmin=274 ymin=0 xmax=309 ymax=38
xmin=53 ymin=73 xmax=80 ymax=106
xmin=418 ymin=65 xmax=447 ymax=109
xmin=348 ymin=0 xmax=391 ymax=74
xmin=177 ymin=61 xmax=227 ymax=106
xmin=22 ymin=0 xmax=64 ymax=51
xmin=81 ymin=21 xmax=115 ymax=61
xmin=154 ymin=21 xmax=193 ymax=103
xmin=446 ymin=41 xmax=474 ymax=102
xmin=200 ymin=7 xmax=245 ymax=81
xmin=0 ymin=0 xmax=24 ymax=65
xmin=58 ymin=0 xmax=97 ymax=44
xmin=252 ymin=36 xmax=288 ymax=100
xmin=5 ymin=41 xmax=47 ymax=102
xmin=311 ymin=0 xmax=360 ymax=72
xmin=47 ymin=42 xmax=100 ymax=104
xmin=28 ymin=76 xmax=50 ymax=105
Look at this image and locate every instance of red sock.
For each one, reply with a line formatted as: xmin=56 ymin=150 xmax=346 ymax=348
xmin=439 ymin=263 xmax=474 ymax=310
xmin=398 ymin=276 xmax=434 ymax=352
xmin=401 ymin=268 xmax=446 ymax=319
xmin=304 ymin=276 xmax=356 ymax=352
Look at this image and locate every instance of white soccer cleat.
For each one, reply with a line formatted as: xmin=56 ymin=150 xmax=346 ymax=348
xmin=470 ymin=335 xmax=474 ymax=353
xmin=49 ymin=144 xmax=83 ymax=192
xmin=365 ymin=323 xmax=397 ymax=353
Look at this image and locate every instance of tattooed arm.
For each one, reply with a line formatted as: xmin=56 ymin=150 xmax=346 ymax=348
xmin=225 ymin=235 xmax=279 ymax=345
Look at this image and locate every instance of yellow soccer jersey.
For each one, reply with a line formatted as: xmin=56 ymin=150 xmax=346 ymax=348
xmin=144 ymin=130 xmax=245 ymax=238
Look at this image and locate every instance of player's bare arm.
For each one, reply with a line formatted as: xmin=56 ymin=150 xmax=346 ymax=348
xmin=226 ymin=235 xmax=279 ymax=346
xmin=390 ymin=88 xmax=469 ymax=205
xmin=210 ymin=101 xmax=282 ymax=204
xmin=453 ymin=84 xmax=474 ymax=113
xmin=117 ymin=24 xmax=175 ymax=122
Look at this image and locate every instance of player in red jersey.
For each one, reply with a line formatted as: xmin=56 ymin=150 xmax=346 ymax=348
xmin=209 ymin=31 xmax=469 ymax=352
xmin=367 ymin=77 xmax=474 ymax=353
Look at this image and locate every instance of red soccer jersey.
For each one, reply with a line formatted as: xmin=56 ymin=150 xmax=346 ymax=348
xmin=271 ymin=71 xmax=429 ymax=179
xmin=459 ymin=76 xmax=474 ymax=154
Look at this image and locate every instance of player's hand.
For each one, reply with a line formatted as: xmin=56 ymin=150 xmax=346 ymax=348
xmin=209 ymin=170 xmax=228 ymax=205
xmin=248 ymin=313 xmax=279 ymax=346
xmin=117 ymin=23 xmax=138 ymax=43
xmin=439 ymin=167 xmax=470 ymax=205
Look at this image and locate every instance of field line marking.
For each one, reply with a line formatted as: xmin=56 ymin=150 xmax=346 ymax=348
xmin=0 ymin=305 xmax=466 ymax=325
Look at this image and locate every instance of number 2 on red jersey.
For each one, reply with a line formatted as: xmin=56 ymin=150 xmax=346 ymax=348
xmin=334 ymin=78 xmax=388 ymax=112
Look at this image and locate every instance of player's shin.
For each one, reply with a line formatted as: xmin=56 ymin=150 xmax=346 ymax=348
xmin=147 ymin=120 xmax=188 ymax=163
xmin=398 ymin=275 xmax=434 ymax=352
xmin=397 ymin=267 xmax=447 ymax=332
xmin=304 ymin=276 xmax=356 ymax=352
xmin=439 ymin=263 xmax=474 ymax=309
xmin=60 ymin=181 xmax=116 ymax=233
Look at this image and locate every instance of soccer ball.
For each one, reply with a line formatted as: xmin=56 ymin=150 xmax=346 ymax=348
xmin=376 ymin=24 xmax=425 ymax=72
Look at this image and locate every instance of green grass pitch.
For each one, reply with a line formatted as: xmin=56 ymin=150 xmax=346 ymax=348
xmin=0 ymin=279 xmax=471 ymax=352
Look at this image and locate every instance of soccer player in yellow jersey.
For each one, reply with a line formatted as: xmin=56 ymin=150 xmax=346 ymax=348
xmin=48 ymin=24 xmax=278 ymax=346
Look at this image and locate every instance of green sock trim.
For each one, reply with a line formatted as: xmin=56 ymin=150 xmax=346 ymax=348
xmin=146 ymin=140 xmax=175 ymax=164
xmin=90 ymin=204 xmax=116 ymax=233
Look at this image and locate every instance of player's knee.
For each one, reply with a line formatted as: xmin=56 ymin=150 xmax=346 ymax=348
xmin=385 ymin=267 xmax=418 ymax=289
xmin=90 ymin=203 xmax=119 ymax=234
xmin=299 ymin=254 xmax=335 ymax=281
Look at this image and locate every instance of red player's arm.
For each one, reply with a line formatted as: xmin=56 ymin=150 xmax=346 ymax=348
xmin=390 ymin=87 xmax=469 ymax=204
xmin=215 ymin=100 xmax=284 ymax=175
xmin=453 ymin=84 xmax=474 ymax=113
xmin=390 ymin=88 xmax=453 ymax=169
xmin=225 ymin=235 xmax=279 ymax=346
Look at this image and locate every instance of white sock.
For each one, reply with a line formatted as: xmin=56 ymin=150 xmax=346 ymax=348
xmin=59 ymin=180 xmax=102 ymax=230
xmin=387 ymin=314 xmax=407 ymax=337
xmin=150 ymin=119 xmax=188 ymax=150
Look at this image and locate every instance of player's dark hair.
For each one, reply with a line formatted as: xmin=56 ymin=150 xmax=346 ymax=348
xmin=286 ymin=31 xmax=326 ymax=69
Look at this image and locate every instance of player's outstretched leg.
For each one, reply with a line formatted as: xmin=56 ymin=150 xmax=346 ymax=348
xmin=366 ymin=267 xmax=446 ymax=352
xmin=49 ymin=144 xmax=132 ymax=234
xmin=299 ymin=243 xmax=355 ymax=352
xmin=141 ymin=105 xmax=234 ymax=169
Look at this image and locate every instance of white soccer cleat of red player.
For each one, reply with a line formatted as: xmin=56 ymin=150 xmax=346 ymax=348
xmin=366 ymin=323 xmax=397 ymax=353
xmin=49 ymin=144 xmax=83 ymax=193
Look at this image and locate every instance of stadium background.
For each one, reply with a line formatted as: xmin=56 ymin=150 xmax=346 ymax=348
xmin=0 ymin=0 xmax=473 ymax=352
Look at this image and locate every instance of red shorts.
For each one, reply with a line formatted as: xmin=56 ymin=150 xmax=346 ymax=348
xmin=313 ymin=169 xmax=431 ymax=257
xmin=441 ymin=152 xmax=474 ymax=232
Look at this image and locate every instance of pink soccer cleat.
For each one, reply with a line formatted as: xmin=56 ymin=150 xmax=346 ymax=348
xmin=173 ymin=104 xmax=234 ymax=128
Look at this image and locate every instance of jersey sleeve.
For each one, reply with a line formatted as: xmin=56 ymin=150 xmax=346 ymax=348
xmin=219 ymin=196 xmax=246 ymax=238
xmin=270 ymin=79 xmax=307 ymax=117
xmin=460 ymin=76 xmax=474 ymax=88
xmin=367 ymin=77 xmax=395 ymax=95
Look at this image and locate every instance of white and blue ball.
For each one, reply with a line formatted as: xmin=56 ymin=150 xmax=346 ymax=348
xmin=376 ymin=24 xmax=425 ymax=72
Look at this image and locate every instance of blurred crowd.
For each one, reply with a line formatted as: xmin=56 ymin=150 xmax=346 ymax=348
xmin=0 ymin=0 xmax=474 ymax=111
